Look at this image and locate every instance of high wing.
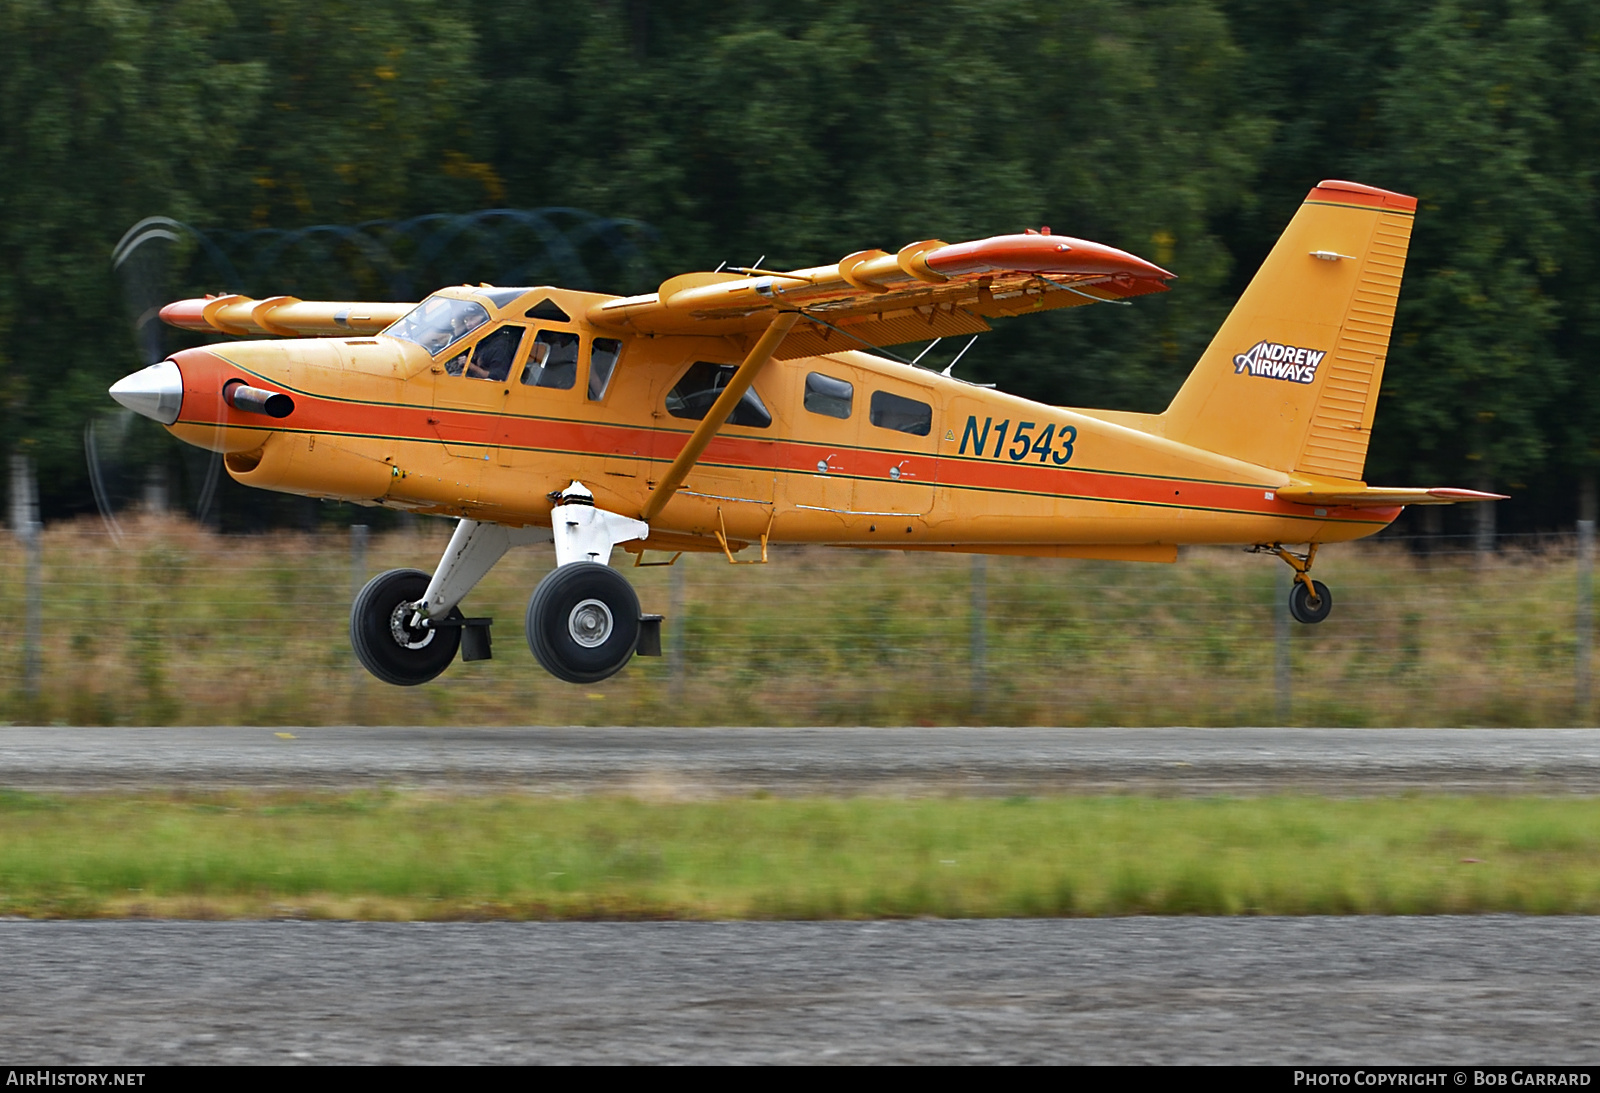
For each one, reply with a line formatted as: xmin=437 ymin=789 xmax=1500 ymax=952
xmin=157 ymin=231 xmax=1174 ymax=354
xmin=586 ymin=232 xmax=1174 ymax=358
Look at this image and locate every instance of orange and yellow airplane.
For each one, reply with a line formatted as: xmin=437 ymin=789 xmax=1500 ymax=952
xmin=110 ymin=179 xmax=1503 ymax=686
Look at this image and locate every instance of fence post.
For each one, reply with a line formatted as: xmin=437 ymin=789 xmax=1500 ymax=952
xmin=1274 ymin=562 xmax=1291 ymax=725
xmin=350 ymin=523 xmax=370 ymax=602
xmin=971 ymin=553 xmax=987 ymax=720
xmin=10 ymin=454 xmax=42 ymax=702
xmin=670 ymin=558 xmax=685 ymax=706
xmin=1579 ymin=520 xmax=1594 ymax=724
xmin=1475 ymin=474 xmax=1497 ymax=561
xmin=348 ymin=523 xmax=369 ymax=718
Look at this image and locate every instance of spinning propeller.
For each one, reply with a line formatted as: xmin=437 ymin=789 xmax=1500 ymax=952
xmin=90 ymin=218 xmax=225 ymax=542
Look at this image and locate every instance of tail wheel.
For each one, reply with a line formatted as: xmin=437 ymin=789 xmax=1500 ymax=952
xmin=1288 ymin=579 xmax=1333 ymax=625
xmin=526 ymin=562 xmax=641 ymax=684
xmin=350 ymin=568 xmax=462 ymax=686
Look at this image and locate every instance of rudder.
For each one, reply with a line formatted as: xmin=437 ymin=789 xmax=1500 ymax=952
xmin=1160 ymin=180 xmax=1417 ymax=478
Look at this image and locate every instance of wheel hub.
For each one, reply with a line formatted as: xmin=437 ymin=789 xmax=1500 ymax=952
xmin=567 ymin=598 xmax=615 ymax=648
xmin=389 ymin=601 xmax=436 ymax=650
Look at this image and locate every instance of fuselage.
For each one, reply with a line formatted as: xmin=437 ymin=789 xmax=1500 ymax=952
xmin=161 ymin=284 xmax=1397 ymax=558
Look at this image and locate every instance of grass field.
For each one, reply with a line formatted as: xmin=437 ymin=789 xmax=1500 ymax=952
xmin=0 ymin=516 xmax=1590 ymax=727
xmin=2 ymin=790 xmax=1598 ymax=920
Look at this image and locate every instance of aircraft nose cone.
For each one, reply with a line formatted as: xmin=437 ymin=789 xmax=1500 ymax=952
xmin=109 ymin=360 xmax=183 ymax=425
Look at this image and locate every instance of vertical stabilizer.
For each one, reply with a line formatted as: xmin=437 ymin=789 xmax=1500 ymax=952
xmin=1161 ymin=180 xmax=1416 ymax=478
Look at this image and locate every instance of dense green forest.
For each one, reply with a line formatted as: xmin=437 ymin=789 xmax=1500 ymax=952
xmin=1 ymin=0 xmax=1595 ymax=533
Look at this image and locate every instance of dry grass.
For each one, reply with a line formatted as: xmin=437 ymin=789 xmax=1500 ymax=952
xmin=0 ymin=515 xmax=1590 ymax=726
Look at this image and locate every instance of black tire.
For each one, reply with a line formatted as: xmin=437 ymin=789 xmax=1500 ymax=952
xmin=526 ymin=563 xmax=641 ymax=684
xmin=350 ymin=568 xmax=462 ymax=686
xmin=1288 ymin=579 xmax=1333 ymax=624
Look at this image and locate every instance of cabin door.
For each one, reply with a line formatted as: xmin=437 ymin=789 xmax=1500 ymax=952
xmin=430 ymin=324 xmax=524 ymax=464
xmin=853 ymin=385 xmax=937 ymax=518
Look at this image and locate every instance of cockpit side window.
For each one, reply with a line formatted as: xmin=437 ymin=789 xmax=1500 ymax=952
xmin=383 ymin=295 xmax=490 ymax=355
xmin=519 ymin=329 xmax=580 ymax=389
xmin=443 ymin=324 xmax=526 ymax=381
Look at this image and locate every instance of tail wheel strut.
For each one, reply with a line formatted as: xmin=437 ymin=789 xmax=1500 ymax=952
xmin=1252 ymin=543 xmax=1333 ymax=625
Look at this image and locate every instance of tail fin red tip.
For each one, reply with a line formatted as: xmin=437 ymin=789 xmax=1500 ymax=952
xmin=1310 ymin=180 xmax=1417 ymax=213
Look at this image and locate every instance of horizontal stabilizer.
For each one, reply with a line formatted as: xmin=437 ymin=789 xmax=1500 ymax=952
xmin=1275 ymin=485 xmax=1510 ymax=507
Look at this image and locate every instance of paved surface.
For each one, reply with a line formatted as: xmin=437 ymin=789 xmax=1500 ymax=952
xmin=4 ymin=917 xmax=1598 ymax=1064
xmin=2 ymin=726 xmax=1599 ymax=796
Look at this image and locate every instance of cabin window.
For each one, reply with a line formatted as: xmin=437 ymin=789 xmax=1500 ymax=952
xmin=869 ymin=390 xmax=932 ymax=436
xmin=520 ymin=329 xmax=580 ymax=390
xmin=588 ymin=338 xmax=623 ymax=401
xmin=443 ymin=324 xmax=525 ymax=381
xmin=804 ymin=372 xmax=853 ymax=419
xmin=665 ymin=361 xmax=772 ymax=428
xmin=384 ymin=295 xmax=490 ymax=355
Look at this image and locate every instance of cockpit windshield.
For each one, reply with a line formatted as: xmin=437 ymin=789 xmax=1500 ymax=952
xmin=383 ymin=295 xmax=491 ymax=355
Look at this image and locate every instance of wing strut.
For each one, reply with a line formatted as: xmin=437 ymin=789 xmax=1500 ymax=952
xmin=641 ymin=310 xmax=800 ymax=522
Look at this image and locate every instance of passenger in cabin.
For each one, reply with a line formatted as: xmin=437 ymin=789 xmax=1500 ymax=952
xmin=520 ymin=331 xmax=581 ymax=389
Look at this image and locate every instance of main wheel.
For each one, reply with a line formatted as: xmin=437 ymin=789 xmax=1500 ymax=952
xmin=526 ymin=563 xmax=641 ymax=684
xmin=350 ymin=568 xmax=462 ymax=686
xmin=1288 ymin=579 xmax=1333 ymax=624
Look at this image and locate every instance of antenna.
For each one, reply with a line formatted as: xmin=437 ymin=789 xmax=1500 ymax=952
xmin=941 ymin=335 xmax=981 ymax=376
xmin=911 ymin=338 xmax=943 ymax=366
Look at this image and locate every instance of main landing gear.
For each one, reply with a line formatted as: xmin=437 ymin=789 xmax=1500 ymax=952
xmin=526 ymin=562 xmax=642 ymax=684
xmin=350 ymin=568 xmax=465 ymax=686
xmin=1252 ymin=543 xmax=1332 ymax=625
xmin=349 ymin=481 xmax=662 ymax=686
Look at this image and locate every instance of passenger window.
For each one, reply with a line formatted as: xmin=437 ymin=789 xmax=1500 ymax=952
xmin=445 ymin=325 xmax=524 ymax=382
xmin=804 ymin=372 xmax=853 ymax=419
xmin=666 ymin=361 xmax=772 ymax=428
xmin=869 ymin=390 xmax=932 ymax=436
xmin=589 ymin=338 xmax=622 ymax=401
xmin=520 ymin=330 xmax=580 ymax=390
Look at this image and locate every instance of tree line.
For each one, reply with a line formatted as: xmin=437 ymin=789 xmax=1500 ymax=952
xmin=2 ymin=0 xmax=1594 ymax=534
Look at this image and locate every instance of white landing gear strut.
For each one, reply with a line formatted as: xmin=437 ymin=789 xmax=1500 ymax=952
xmin=547 ymin=480 xmax=649 ymax=567
xmin=528 ymin=481 xmax=660 ymax=683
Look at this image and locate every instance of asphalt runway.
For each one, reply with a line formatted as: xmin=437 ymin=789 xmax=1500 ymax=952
xmin=3 ymin=725 xmax=1600 ymax=796
xmin=5 ymin=917 xmax=1598 ymax=1064
xmin=6 ymin=728 xmax=1599 ymax=1064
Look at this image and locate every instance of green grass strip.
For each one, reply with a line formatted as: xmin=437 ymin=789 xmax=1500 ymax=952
xmin=3 ymin=790 xmax=1600 ymax=919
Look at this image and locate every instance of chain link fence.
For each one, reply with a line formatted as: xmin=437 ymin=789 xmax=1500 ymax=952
xmin=1 ymin=505 xmax=1592 ymax=728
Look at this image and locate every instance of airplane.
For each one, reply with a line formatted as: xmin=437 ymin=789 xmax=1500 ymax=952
xmin=109 ymin=179 xmax=1505 ymax=687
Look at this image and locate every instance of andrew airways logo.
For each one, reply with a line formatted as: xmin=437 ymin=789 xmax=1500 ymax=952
xmin=1233 ymin=341 xmax=1327 ymax=384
